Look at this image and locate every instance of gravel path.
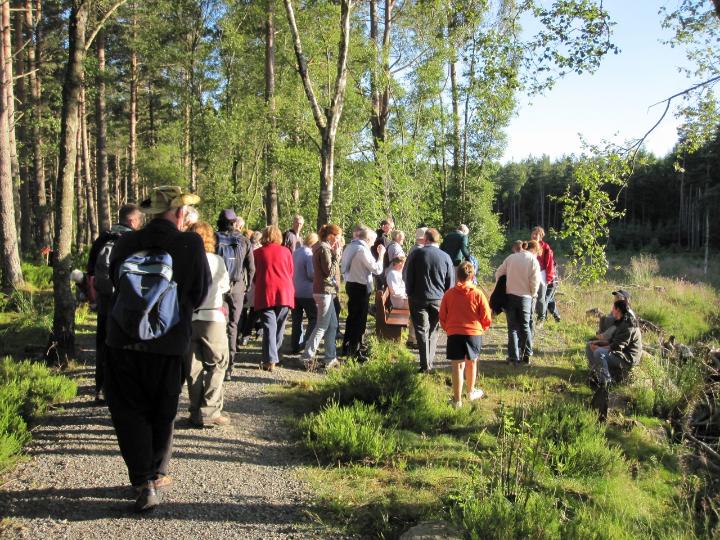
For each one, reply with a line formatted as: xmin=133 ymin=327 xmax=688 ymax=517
xmin=0 ymin=334 xmax=330 ymax=540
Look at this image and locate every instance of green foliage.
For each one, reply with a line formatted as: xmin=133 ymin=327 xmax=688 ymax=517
xmin=626 ymin=354 xmax=707 ymax=419
xmin=300 ymin=401 xmax=396 ymax=464
xmin=556 ymin=146 xmax=629 ymax=283
xmin=0 ymin=357 xmax=77 ymax=471
xmin=20 ymin=262 xmax=53 ymax=291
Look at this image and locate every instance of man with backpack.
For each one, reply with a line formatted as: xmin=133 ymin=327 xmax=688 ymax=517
xmin=216 ymin=209 xmax=255 ymax=380
xmin=87 ymin=204 xmax=142 ymax=403
xmin=105 ymin=186 xmax=210 ymax=513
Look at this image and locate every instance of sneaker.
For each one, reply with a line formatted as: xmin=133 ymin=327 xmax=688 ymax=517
xmin=325 ymin=358 xmax=340 ymax=370
xmin=134 ymin=481 xmax=160 ymax=513
xmin=467 ymin=389 xmax=485 ymax=401
xmin=447 ymin=398 xmax=462 ymax=409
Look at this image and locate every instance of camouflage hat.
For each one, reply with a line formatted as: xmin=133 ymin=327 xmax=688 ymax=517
xmin=139 ymin=185 xmax=201 ymax=215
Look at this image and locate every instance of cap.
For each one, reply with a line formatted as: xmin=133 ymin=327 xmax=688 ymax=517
xmin=612 ymin=289 xmax=631 ymax=301
xmin=140 ymin=185 xmax=200 ymax=214
xmin=221 ymin=208 xmax=238 ymax=222
xmin=415 ymin=227 xmax=428 ymax=240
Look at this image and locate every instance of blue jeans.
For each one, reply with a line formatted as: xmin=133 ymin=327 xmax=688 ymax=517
xmin=585 ymin=343 xmax=625 ymax=384
xmin=506 ymin=294 xmax=533 ymax=362
xmin=259 ymin=306 xmax=290 ymax=364
xmin=303 ymin=294 xmax=338 ymax=364
xmin=291 ymin=297 xmax=317 ymax=353
xmin=536 ymin=281 xmax=560 ymax=320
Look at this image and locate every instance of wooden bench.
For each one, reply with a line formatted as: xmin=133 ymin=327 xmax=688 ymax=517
xmin=374 ymin=287 xmax=410 ymax=341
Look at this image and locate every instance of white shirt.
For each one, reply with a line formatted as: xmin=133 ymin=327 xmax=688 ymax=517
xmin=386 ymin=268 xmax=407 ymax=308
xmin=495 ymin=251 xmax=541 ymax=298
xmin=193 ymin=253 xmax=230 ymax=322
xmin=342 ymin=239 xmax=383 ymax=290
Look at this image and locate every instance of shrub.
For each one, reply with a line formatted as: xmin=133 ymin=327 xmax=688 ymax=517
xmin=20 ymin=262 xmax=53 ymax=290
xmin=300 ymin=401 xmax=396 ymax=464
xmin=0 ymin=357 xmax=76 ymax=471
xmin=627 ymin=254 xmax=659 ymax=285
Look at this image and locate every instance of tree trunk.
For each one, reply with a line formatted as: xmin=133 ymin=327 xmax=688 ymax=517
xmin=49 ymin=0 xmax=89 ymax=364
xmin=14 ymin=6 xmax=33 ymax=255
xmin=284 ymin=0 xmax=353 ymax=229
xmin=0 ymin=0 xmax=22 ymax=288
xmin=2 ymin=0 xmax=22 ymax=250
xmin=75 ymin=122 xmax=86 ymax=249
xmin=26 ymin=0 xmax=50 ymax=248
xmin=95 ymin=29 xmax=110 ymax=231
xmin=81 ymin=91 xmax=97 ymax=240
xmin=448 ymin=39 xmax=462 ymax=226
xmin=264 ymin=0 xmax=278 ymax=225
xmin=128 ymin=46 xmax=138 ymax=202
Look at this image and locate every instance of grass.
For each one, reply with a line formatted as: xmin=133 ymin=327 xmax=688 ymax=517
xmin=0 ymin=356 xmax=76 ymax=472
xmin=275 ymin=252 xmax=720 ymax=539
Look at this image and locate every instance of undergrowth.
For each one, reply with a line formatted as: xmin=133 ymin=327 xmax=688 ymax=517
xmin=0 ymin=356 xmax=76 ymax=471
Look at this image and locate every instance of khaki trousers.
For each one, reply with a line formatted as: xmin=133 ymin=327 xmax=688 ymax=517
xmin=185 ymin=320 xmax=229 ymax=424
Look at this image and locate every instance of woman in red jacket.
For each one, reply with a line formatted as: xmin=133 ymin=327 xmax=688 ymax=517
xmin=531 ymin=226 xmax=560 ymax=323
xmin=440 ymin=261 xmax=492 ymax=408
xmin=253 ymin=225 xmax=295 ymax=372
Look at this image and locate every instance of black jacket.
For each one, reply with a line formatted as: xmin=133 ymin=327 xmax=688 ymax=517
xmin=610 ymin=314 xmax=643 ymax=366
xmin=489 ymin=275 xmax=507 ymax=315
xmin=105 ymin=218 xmax=211 ymax=356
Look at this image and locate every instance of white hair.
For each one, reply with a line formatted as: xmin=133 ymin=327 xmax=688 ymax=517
xmin=458 ymin=224 xmax=469 ymax=235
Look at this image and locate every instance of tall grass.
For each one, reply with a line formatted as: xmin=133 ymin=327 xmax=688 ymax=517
xmin=0 ymin=357 xmax=76 ymax=471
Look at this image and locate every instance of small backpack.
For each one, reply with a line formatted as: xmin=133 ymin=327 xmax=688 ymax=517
xmin=110 ymin=250 xmax=180 ymax=341
xmin=216 ymin=232 xmax=243 ymax=282
xmin=93 ymin=233 xmax=121 ymax=296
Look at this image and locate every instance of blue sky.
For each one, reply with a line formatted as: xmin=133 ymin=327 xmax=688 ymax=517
xmin=503 ymin=1 xmax=691 ymax=163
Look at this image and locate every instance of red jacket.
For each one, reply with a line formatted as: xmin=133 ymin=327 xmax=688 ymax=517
xmin=253 ymin=243 xmax=295 ymax=310
xmin=439 ymin=281 xmax=492 ymax=336
xmin=537 ymin=240 xmax=555 ymax=284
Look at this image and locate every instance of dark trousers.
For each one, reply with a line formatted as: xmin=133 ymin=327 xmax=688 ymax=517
xmin=343 ymin=282 xmax=370 ymax=356
xmin=409 ymin=298 xmax=441 ymax=371
xmin=105 ymin=347 xmax=183 ymax=487
xmin=291 ymin=297 xmax=317 ymax=353
xmin=224 ymin=281 xmax=246 ymax=359
xmin=259 ymin=306 xmax=290 ymax=364
xmin=95 ymin=294 xmax=111 ymax=393
xmin=506 ymin=294 xmax=533 ymax=362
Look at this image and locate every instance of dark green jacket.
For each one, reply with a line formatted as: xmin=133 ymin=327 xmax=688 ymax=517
xmin=609 ymin=315 xmax=643 ymax=366
xmin=440 ymin=231 xmax=470 ymax=266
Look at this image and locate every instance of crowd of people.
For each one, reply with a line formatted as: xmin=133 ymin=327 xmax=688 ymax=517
xmin=87 ymin=185 xmax=643 ymax=512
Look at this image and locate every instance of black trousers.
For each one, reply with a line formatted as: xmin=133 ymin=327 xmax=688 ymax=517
xmin=105 ymin=347 xmax=183 ymax=487
xmin=224 ymin=281 xmax=245 ymax=359
xmin=95 ymin=294 xmax=111 ymax=393
xmin=343 ymin=282 xmax=370 ymax=356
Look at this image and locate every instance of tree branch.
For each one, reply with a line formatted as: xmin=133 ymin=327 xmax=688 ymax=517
xmin=283 ymin=0 xmax=326 ymax=132
xmin=84 ymin=0 xmax=130 ymax=52
xmin=328 ymin=0 xmax=353 ymax=133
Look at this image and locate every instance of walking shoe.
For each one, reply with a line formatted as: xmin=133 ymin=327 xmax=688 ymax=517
xmin=521 ymin=355 xmax=531 ymax=365
xmin=553 ymin=314 xmax=561 ymax=323
xmin=325 ymin=358 xmax=340 ymax=370
xmin=153 ymin=475 xmax=173 ymax=490
xmin=467 ymin=389 xmax=485 ymax=401
xmin=447 ymin=398 xmax=462 ymax=409
xmin=134 ymin=481 xmax=160 ymax=513
xmin=94 ymin=390 xmax=106 ymax=404
xmin=260 ymin=362 xmax=275 ymax=372
xmin=207 ymin=415 xmax=231 ymax=427
xmin=224 ymin=369 xmax=232 ymax=382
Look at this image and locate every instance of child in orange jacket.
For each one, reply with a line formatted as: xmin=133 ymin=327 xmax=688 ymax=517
xmin=440 ymin=261 xmax=492 ymax=407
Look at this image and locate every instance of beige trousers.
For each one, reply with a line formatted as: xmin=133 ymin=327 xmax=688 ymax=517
xmin=185 ymin=320 xmax=229 ymax=424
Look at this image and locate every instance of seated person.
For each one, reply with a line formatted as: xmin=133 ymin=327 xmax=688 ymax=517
xmin=586 ymin=299 xmax=642 ymax=387
xmin=598 ymin=289 xmax=635 ymax=337
xmin=385 ymin=256 xmax=408 ymax=309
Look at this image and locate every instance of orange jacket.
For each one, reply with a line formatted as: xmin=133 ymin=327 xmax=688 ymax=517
xmin=439 ymin=281 xmax=492 ymax=336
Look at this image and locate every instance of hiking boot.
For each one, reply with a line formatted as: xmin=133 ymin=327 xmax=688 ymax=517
xmin=467 ymin=389 xmax=485 ymax=401
xmin=325 ymin=358 xmax=340 ymax=370
xmin=591 ymin=383 xmax=609 ymax=422
xmin=134 ymin=481 xmax=160 ymax=513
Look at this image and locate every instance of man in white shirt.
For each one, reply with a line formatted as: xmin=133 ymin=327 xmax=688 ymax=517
xmin=341 ymin=226 xmax=385 ymax=358
xmin=495 ymin=240 xmax=542 ymax=365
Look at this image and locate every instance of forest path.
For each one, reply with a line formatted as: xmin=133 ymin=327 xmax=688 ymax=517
xmin=0 ymin=329 xmax=328 ymax=540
